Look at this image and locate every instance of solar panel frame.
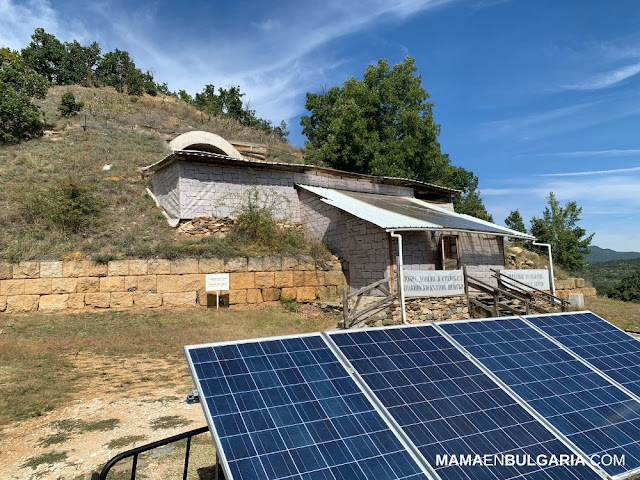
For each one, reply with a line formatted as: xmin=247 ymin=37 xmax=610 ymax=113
xmin=326 ymin=321 xmax=607 ymax=480
xmin=437 ymin=316 xmax=640 ymax=480
xmin=185 ymin=332 xmax=435 ymax=480
xmin=521 ymin=311 xmax=640 ymax=404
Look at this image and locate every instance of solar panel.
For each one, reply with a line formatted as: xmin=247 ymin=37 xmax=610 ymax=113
xmin=440 ymin=317 xmax=640 ymax=478
xmin=185 ymin=334 xmax=429 ymax=480
xmin=525 ymin=311 xmax=640 ymax=400
xmin=328 ymin=324 xmax=603 ymax=480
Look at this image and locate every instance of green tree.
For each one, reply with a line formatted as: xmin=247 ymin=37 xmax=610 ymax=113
xmin=504 ymin=209 xmax=526 ymax=245
xmin=607 ymin=270 xmax=640 ymax=303
xmin=21 ymin=27 xmax=64 ymax=83
xmin=60 ymin=40 xmax=101 ymax=85
xmin=300 ymin=56 xmax=490 ymax=218
xmin=95 ymin=49 xmax=134 ymax=92
xmin=0 ymin=48 xmax=48 ymax=143
xmin=58 ymin=91 xmax=84 ymax=117
xmin=530 ymin=192 xmax=594 ymax=271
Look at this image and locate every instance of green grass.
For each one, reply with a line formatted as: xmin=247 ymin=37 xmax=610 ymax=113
xmin=105 ymin=435 xmax=147 ymax=450
xmin=585 ymin=296 xmax=640 ymax=332
xmin=149 ymin=415 xmax=192 ymax=430
xmin=0 ymin=306 xmax=336 ymax=426
xmin=38 ymin=432 xmax=71 ymax=447
xmin=21 ymin=451 xmax=68 ymax=469
xmin=50 ymin=418 xmax=120 ymax=433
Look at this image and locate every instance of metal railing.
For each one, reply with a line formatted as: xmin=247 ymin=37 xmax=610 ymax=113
xmin=92 ymin=426 xmax=211 ymax=480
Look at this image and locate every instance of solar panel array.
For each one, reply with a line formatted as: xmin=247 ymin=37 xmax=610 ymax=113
xmin=525 ymin=312 xmax=640 ymax=399
xmin=441 ymin=318 xmax=640 ymax=478
xmin=186 ymin=334 xmax=428 ymax=480
xmin=329 ymin=325 xmax=602 ymax=480
xmin=186 ymin=311 xmax=640 ymax=480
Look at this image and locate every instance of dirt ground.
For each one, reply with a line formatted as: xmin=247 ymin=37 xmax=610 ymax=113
xmin=0 ymin=354 xmax=216 ymax=480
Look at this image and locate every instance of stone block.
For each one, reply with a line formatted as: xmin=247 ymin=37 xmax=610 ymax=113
xmin=100 ymin=276 xmax=125 ymax=292
xmin=225 ymin=257 xmax=248 ymax=272
xmin=230 ymin=273 xmax=255 ymax=289
xmin=67 ymin=293 xmax=85 ymax=309
xmin=181 ymin=274 xmax=204 ymax=291
xmin=128 ymin=260 xmax=148 ymax=276
xmin=39 ymin=294 xmax=69 ymax=311
xmin=262 ymin=288 xmax=281 ymax=302
xmin=1 ymin=279 xmax=25 ymax=295
xmin=228 ymin=289 xmax=247 ymax=305
xmin=163 ymin=292 xmax=197 ymax=307
xmin=87 ymin=262 xmax=108 ymax=277
xmin=171 ymin=258 xmax=199 ymax=274
xmin=304 ymin=271 xmax=323 ymax=286
xmin=111 ymin=292 xmax=133 ymax=308
xmin=63 ymin=261 xmax=88 ymax=277
xmin=582 ymin=287 xmax=597 ymax=297
xmin=281 ymin=287 xmax=297 ymax=300
xmin=315 ymin=286 xmax=333 ymax=300
xmin=296 ymin=286 xmax=316 ymax=302
xmin=13 ymin=261 xmax=39 ymax=279
xmin=137 ymin=275 xmax=157 ymax=292
xmin=293 ymin=271 xmax=305 ymax=287
xmin=199 ymin=258 xmax=224 ymax=273
xmin=85 ymin=292 xmax=111 ymax=308
xmin=325 ymin=270 xmax=346 ymax=286
xmin=134 ymin=292 xmax=163 ymax=308
xmin=124 ymin=276 xmax=138 ymax=291
xmin=156 ymin=275 xmax=183 ymax=293
xmin=282 ymin=257 xmax=298 ymax=271
xmin=108 ymin=260 xmax=129 ymax=276
xmin=77 ymin=277 xmax=100 ymax=293
xmin=24 ymin=278 xmax=52 ymax=295
xmin=255 ymin=272 xmax=275 ymax=288
xmin=246 ymin=289 xmax=263 ymax=304
xmin=0 ymin=263 xmax=12 ymax=280
xmin=6 ymin=295 xmax=39 ymax=313
xmin=247 ymin=257 xmax=264 ymax=272
xmin=0 ymin=296 xmax=6 ymax=312
xmin=575 ymin=278 xmax=586 ymax=288
xmin=298 ymin=255 xmax=315 ymax=271
xmin=568 ymin=293 xmax=585 ymax=309
xmin=52 ymin=278 xmax=76 ymax=294
xmin=148 ymin=259 xmax=171 ymax=274
xmin=274 ymin=271 xmax=294 ymax=288
xmin=40 ymin=261 xmax=63 ymax=278
xmin=261 ymin=256 xmax=282 ymax=271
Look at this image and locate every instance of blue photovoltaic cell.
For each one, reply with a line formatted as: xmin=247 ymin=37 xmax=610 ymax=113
xmin=441 ymin=318 xmax=640 ymax=477
xmin=329 ymin=325 xmax=602 ymax=480
xmin=186 ymin=334 xmax=427 ymax=480
xmin=526 ymin=311 xmax=640 ymax=399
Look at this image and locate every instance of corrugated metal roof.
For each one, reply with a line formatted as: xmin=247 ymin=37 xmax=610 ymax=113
xmin=298 ymin=185 xmax=535 ymax=240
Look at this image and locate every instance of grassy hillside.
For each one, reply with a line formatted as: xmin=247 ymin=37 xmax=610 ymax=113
xmin=585 ymin=257 xmax=640 ymax=295
xmin=587 ymin=245 xmax=640 ymax=263
xmin=0 ymin=86 xmax=314 ymax=262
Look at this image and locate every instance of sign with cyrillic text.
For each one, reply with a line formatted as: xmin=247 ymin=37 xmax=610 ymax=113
xmin=403 ymin=270 xmax=465 ymax=297
xmin=501 ymin=269 xmax=549 ymax=291
xmin=205 ymin=273 xmax=229 ymax=291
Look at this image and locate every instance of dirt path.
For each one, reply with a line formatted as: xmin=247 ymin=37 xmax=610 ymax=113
xmin=0 ymin=354 xmax=215 ymax=480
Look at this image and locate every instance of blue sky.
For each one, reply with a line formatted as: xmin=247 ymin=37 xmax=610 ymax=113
xmin=2 ymin=0 xmax=640 ymax=251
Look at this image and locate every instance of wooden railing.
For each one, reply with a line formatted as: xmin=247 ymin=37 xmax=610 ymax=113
xmin=342 ymin=273 xmax=399 ymax=328
xmin=490 ymin=268 xmax=569 ymax=311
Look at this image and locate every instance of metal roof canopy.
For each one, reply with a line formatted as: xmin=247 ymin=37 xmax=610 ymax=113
xmin=298 ymin=184 xmax=535 ymax=240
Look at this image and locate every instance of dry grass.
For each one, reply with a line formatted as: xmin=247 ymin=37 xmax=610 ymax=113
xmin=585 ymin=296 xmax=640 ymax=332
xmin=0 ymin=305 xmax=337 ymax=426
xmin=0 ymin=86 xmax=316 ymax=262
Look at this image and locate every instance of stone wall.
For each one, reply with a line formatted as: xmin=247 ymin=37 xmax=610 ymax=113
xmin=357 ymin=297 xmax=470 ymax=328
xmin=0 ymin=257 xmax=347 ymax=314
xmin=149 ymin=162 xmax=180 ymax=220
xmin=555 ymin=277 xmax=597 ymax=298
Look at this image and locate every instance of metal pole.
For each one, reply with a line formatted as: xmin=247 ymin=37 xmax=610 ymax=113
xmin=532 ymin=242 xmax=556 ymax=297
xmin=390 ymin=231 xmax=407 ymax=324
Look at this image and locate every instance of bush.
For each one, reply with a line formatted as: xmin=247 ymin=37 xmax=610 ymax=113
xmin=19 ymin=178 xmax=104 ymax=232
xmin=607 ymin=270 xmax=640 ymax=303
xmin=58 ymin=91 xmax=83 ymax=117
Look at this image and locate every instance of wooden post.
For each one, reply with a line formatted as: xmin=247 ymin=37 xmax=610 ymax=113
xmin=493 ymin=291 xmax=499 ymax=317
xmin=342 ymin=285 xmax=349 ymax=329
xmin=525 ymin=299 xmax=531 ymax=315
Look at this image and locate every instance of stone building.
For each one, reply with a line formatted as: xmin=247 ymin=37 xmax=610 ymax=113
xmin=143 ymin=131 xmax=533 ymax=290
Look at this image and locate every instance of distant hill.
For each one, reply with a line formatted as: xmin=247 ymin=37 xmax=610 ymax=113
xmin=585 ymin=257 xmax=640 ymax=295
xmin=587 ymin=245 xmax=640 ymax=263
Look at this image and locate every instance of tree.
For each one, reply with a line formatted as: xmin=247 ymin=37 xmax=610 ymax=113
xmin=0 ymin=48 xmax=48 ymax=143
xmin=58 ymin=91 xmax=84 ymax=117
xmin=300 ymin=56 xmax=490 ymax=218
xmin=95 ymin=49 xmax=134 ymax=93
xmin=21 ymin=28 xmax=64 ymax=83
xmin=607 ymin=270 xmax=640 ymax=303
xmin=505 ymin=209 xmax=526 ymax=245
xmin=60 ymin=40 xmax=101 ymax=85
xmin=530 ymin=192 xmax=594 ymax=271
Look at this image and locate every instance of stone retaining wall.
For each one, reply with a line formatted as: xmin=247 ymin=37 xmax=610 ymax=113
xmin=555 ymin=277 xmax=596 ymax=298
xmin=0 ymin=256 xmax=347 ymax=314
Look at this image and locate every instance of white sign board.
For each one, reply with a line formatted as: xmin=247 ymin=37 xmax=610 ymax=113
xmin=501 ymin=269 xmax=549 ymax=291
xmin=205 ymin=273 xmax=229 ymax=291
xmin=403 ymin=270 xmax=465 ymax=297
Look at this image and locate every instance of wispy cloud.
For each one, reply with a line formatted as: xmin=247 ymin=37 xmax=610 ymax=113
xmin=564 ymin=62 xmax=640 ymax=91
xmin=538 ymin=166 xmax=640 ymax=177
xmin=0 ymin=0 xmax=58 ymax=49
xmin=531 ymin=149 xmax=640 ymax=158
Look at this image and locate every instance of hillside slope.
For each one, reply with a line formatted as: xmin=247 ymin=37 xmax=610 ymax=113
xmin=586 ymin=257 xmax=640 ymax=295
xmin=0 ymin=86 xmax=307 ymax=262
xmin=587 ymin=245 xmax=640 ymax=263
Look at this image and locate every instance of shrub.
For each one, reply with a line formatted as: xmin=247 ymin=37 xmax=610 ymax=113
xmin=607 ymin=270 xmax=640 ymax=303
xmin=231 ymin=190 xmax=278 ymax=245
xmin=58 ymin=91 xmax=84 ymax=117
xmin=19 ymin=178 xmax=104 ymax=232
